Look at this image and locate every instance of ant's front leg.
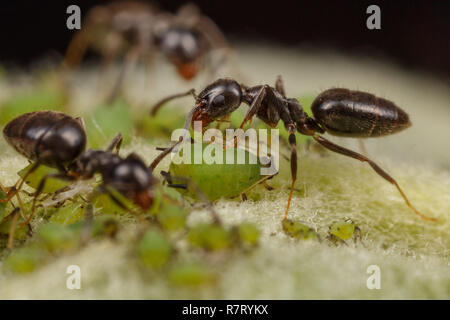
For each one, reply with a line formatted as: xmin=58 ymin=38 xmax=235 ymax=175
xmin=150 ymin=89 xmax=197 ymax=116
xmin=107 ymin=133 xmax=123 ymax=154
xmin=239 ymin=85 xmax=268 ymax=129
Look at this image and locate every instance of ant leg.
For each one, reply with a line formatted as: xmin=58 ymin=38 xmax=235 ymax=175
xmin=312 ymin=134 xmax=436 ymax=221
xmin=106 ymin=46 xmax=141 ymax=104
xmin=149 ymin=140 xmax=184 ymax=172
xmin=61 ymin=27 xmax=91 ymax=70
xmin=263 ymin=181 xmax=275 ymax=191
xmin=21 ymin=173 xmax=74 ymax=226
xmin=284 ymin=126 xmax=298 ymax=220
xmin=0 ymin=160 xmax=44 ymax=204
xmin=228 ymin=85 xmax=267 ymax=149
xmin=275 ymin=75 xmax=286 ymax=97
xmin=150 ymin=89 xmax=197 ymax=116
xmin=7 ymin=207 xmax=20 ymax=249
xmin=239 ymin=85 xmax=267 ymax=130
xmin=107 ymin=132 xmax=123 ymax=154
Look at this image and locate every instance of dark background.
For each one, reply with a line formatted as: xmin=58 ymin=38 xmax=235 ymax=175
xmin=1 ymin=0 xmax=449 ymax=79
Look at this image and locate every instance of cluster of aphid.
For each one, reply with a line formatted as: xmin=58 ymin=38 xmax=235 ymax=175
xmin=0 ymin=1 xmax=437 ymax=280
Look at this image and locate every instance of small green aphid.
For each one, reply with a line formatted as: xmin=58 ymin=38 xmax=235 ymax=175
xmin=167 ymin=143 xmax=273 ymax=201
xmin=156 ymin=202 xmax=188 ymax=231
xmin=2 ymin=245 xmax=46 ymax=274
xmin=168 ymin=262 xmax=216 ymax=287
xmin=234 ymin=223 xmax=261 ymax=248
xmin=37 ymin=223 xmax=81 ymax=253
xmin=187 ymin=223 xmax=232 ymax=251
xmin=327 ymin=219 xmax=362 ymax=245
xmin=282 ymin=219 xmax=320 ymax=241
xmin=137 ymin=230 xmax=172 ymax=269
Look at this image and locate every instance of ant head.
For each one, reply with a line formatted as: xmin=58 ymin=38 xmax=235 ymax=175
xmin=159 ymin=27 xmax=205 ymax=79
xmin=110 ymin=153 xmax=158 ymax=210
xmin=192 ymin=78 xmax=242 ymax=127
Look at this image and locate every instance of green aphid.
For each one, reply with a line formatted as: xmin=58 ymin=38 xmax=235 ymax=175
xmin=168 ymin=262 xmax=216 ymax=287
xmin=37 ymin=223 xmax=80 ymax=253
xmin=137 ymin=230 xmax=172 ymax=269
xmin=0 ymin=89 xmax=65 ymax=125
xmin=282 ymin=219 xmax=319 ymax=241
xmin=18 ymin=163 xmax=72 ymax=194
xmin=328 ymin=219 xmax=361 ymax=245
xmin=156 ymin=202 xmax=188 ymax=231
xmin=84 ymin=100 xmax=134 ymax=149
xmin=90 ymin=216 xmax=119 ymax=239
xmin=168 ymin=143 xmax=269 ymax=201
xmin=2 ymin=245 xmax=46 ymax=274
xmin=187 ymin=223 xmax=232 ymax=251
xmin=49 ymin=202 xmax=85 ymax=225
xmin=235 ymin=223 xmax=261 ymax=247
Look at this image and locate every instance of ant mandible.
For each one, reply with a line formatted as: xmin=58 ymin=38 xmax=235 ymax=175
xmin=149 ymin=76 xmax=437 ymax=222
xmin=62 ymin=1 xmax=230 ymax=102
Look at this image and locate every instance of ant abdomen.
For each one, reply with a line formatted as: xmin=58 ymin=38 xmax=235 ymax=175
xmin=3 ymin=111 xmax=87 ymax=168
xmin=311 ymin=88 xmax=411 ymax=137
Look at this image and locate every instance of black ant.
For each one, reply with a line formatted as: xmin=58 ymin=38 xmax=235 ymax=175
xmin=62 ymin=1 xmax=230 ymax=101
xmin=149 ymin=76 xmax=437 ymax=222
xmin=1 ymin=111 xmax=160 ymax=228
xmin=1 ymin=110 xmax=219 ymax=247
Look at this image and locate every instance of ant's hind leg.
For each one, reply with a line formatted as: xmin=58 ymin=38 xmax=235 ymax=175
xmin=107 ymin=133 xmax=123 ymax=154
xmin=312 ymin=134 xmax=436 ymax=221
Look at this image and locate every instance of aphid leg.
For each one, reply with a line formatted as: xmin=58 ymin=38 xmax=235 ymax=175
xmin=107 ymin=132 xmax=123 ymax=154
xmin=7 ymin=207 xmax=20 ymax=250
xmin=106 ymin=45 xmax=142 ymax=104
xmin=21 ymin=173 xmax=74 ymax=226
xmin=275 ymin=75 xmax=286 ymax=97
xmin=312 ymin=134 xmax=437 ymax=222
xmin=283 ymin=126 xmax=298 ymax=220
xmin=150 ymin=89 xmax=197 ymax=116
